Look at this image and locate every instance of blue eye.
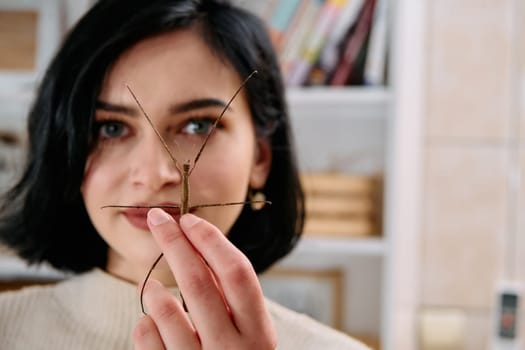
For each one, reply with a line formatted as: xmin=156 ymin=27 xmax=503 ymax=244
xmin=98 ymin=121 xmax=128 ymax=139
xmin=181 ymin=118 xmax=216 ymax=136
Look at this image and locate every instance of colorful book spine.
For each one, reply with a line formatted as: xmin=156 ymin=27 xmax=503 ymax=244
xmin=318 ymin=0 xmax=367 ymax=77
xmin=363 ymin=0 xmax=389 ymax=85
xmin=280 ymin=0 xmax=324 ymax=79
xmin=286 ymin=0 xmax=349 ymax=86
xmin=329 ymin=0 xmax=376 ymax=86
xmin=268 ymin=0 xmax=303 ymax=52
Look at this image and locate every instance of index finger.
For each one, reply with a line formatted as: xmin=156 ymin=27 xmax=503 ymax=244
xmin=146 ymin=208 xmax=237 ymax=340
xmin=178 ymin=214 xmax=273 ymax=336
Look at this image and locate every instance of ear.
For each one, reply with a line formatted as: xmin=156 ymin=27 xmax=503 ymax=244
xmin=249 ymin=137 xmax=272 ymax=189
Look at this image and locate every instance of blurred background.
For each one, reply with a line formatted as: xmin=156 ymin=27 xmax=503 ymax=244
xmin=0 ymin=0 xmax=523 ymax=349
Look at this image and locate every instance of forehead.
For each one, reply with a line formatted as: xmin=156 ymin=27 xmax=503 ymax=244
xmin=99 ymin=28 xmax=245 ymax=105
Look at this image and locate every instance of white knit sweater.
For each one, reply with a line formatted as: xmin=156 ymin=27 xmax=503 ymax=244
xmin=0 ymin=269 xmax=369 ymax=349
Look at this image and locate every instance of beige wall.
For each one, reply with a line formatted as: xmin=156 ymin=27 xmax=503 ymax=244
xmin=419 ymin=0 xmax=523 ymax=348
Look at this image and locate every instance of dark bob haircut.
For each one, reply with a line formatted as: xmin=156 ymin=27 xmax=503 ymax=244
xmin=0 ymin=0 xmax=304 ymax=274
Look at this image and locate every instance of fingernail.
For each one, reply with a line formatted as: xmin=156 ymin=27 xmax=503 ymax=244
xmin=148 ymin=208 xmax=173 ymax=226
xmin=180 ymin=213 xmax=201 ymax=229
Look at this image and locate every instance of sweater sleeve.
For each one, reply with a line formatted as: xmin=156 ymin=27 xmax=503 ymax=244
xmin=265 ymin=299 xmax=371 ymax=350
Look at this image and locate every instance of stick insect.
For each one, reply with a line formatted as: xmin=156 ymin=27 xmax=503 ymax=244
xmin=102 ymin=70 xmax=270 ymax=314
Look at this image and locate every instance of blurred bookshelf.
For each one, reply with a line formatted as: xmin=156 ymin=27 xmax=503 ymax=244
xmin=236 ymin=0 xmax=392 ymax=348
xmin=237 ymin=0 xmax=389 ymax=88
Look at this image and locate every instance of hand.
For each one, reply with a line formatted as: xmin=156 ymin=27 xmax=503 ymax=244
xmin=133 ymin=208 xmax=277 ymax=350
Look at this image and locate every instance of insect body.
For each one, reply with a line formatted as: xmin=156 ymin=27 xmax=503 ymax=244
xmin=103 ymin=71 xmax=269 ymax=314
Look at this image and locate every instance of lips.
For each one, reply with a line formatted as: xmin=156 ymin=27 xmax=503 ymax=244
xmin=122 ymin=203 xmax=182 ymax=231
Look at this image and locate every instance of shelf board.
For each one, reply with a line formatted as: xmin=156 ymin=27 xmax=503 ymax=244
xmin=286 ymin=86 xmax=390 ymax=120
xmin=0 ymin=255 xmax=66 ymax=281
xmin=0 ymin=72 xmax=37 ymax=100
xmin=294 ymin=236 xmax=386 ymax=256
xmin=0 ymin=92 xmax=32 ymax=131
xmin=277 ymin=236 xmax=386 ymax=269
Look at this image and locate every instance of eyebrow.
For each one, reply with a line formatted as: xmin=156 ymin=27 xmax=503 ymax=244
xmin=96 ymin=100 xmax=137 ymax=116
xmin=95 ymin=98 xmax=231 ymax=116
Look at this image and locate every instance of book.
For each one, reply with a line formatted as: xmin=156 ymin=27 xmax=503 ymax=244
xmin=267 ymin=0 xmax=303 ymax=52
xmin=346 ymin=29 xmax=371 ymax=85
xmin=280 ymin=0 xmax=324 ymax=79
xmin=363 ymin=0 xmax=389 ymax=85
xmin=316 ymin=0 xmax=367 ymax=81
xmin=329 ymin=0 xmax=376 ymax=86
xmin=286 ymin=0 xmax=350 ymax=86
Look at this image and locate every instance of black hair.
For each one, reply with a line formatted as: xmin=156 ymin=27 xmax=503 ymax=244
xmin=0 ymin=0 xmax=304 ymax=274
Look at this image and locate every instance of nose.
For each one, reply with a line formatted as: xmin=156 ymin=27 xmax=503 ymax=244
xmin=129 ymin=133 xmax=181 ymax=190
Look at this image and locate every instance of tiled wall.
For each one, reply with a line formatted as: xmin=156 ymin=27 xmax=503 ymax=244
xmin=419 ymin=0 xmax=522 ymax=348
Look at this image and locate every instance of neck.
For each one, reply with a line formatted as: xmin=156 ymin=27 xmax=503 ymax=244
xmin=106 ymin=253 xmax=177 ymax=287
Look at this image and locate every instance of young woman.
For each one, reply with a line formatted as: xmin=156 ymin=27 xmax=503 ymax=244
xmin=0 ymin=1 xmax=369 ymax=349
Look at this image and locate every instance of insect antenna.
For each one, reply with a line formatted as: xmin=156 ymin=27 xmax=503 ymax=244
xmin=189 ymin=70 xmax=258 ymax=175
xmin=126 ymin=85 xmax=181 ymax=172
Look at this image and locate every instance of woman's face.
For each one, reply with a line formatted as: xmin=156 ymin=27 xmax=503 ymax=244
xmin=81 ymin=29 xmax=271 ymax=284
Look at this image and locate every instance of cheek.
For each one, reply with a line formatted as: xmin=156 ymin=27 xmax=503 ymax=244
xmin=81 ymin=156 xmax=107 ymax=236
xmin=209 ymin=147 xmax=253 ymax=185
xmin=82 ymin=160 xmax=106 ymax=218
xmin=189 ymin=145 xmax=255 ymax=205
xmin=82 ymin=150 xmax=123 ymax=207
xmin=81 ymin=151 xmax=130 ymax=239
xmin=189 ymin=162 xmax=250 ymax=234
